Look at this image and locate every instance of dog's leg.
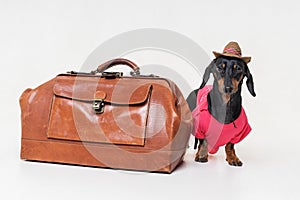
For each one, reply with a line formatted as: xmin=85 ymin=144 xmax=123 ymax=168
xmin=195 ymin=139 xmax=208 ymax=163
xmin=225 ymin=143 xmax=243 ymax=166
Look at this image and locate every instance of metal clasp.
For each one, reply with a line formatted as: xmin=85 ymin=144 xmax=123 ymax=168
xmin=92 ymin=99 xmax=105 ymax=114
xmin=102 ymin=72 xmax=123 ymax=79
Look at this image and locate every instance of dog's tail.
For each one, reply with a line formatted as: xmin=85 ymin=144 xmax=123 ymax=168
xmin=194 ymin=138 xmax=199 ymax=149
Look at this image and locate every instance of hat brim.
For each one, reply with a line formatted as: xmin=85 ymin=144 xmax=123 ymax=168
xmin=213 ymin=51 xmax=251 ymax=64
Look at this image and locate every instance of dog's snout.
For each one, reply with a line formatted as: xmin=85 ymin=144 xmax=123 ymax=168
xmin=225 ymin=86 xmax=233 ymax=93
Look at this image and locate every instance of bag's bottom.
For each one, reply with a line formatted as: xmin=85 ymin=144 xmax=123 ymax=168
xmin=21 ymin=139 xmax=186 ymax=173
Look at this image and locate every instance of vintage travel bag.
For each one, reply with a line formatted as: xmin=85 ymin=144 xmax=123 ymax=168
xmin=20 ymin=58 xmax=192 ymax=173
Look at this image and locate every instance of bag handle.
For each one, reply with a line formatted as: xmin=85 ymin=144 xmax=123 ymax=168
xmin=92 ymin=58 xmax=140 ymax=76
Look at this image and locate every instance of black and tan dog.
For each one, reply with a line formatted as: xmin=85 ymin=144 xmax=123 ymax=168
xmin=187 ymin=42 xmax=256 ymax=166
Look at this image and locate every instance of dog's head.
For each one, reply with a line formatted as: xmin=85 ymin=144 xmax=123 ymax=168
xmin=200 ymin=56 xmax=256 ymax=97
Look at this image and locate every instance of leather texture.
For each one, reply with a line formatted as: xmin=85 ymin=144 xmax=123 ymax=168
xmin=20 ymin=59 xmax=193 ymax=173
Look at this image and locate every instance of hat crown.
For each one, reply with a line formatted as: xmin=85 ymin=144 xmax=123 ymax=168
xmin=223 ymin=41 xmax=242 ymax=56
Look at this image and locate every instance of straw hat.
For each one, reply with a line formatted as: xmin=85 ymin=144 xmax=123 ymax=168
xmin=213 ymin=41 xmax=251 ymax=63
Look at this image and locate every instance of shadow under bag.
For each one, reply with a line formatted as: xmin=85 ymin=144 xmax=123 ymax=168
xmin=20 ymin=58 xmax=193 ymax=173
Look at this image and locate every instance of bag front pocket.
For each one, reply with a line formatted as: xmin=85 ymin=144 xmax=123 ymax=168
xmin=47 ymin=75 xmax=152 ymax=146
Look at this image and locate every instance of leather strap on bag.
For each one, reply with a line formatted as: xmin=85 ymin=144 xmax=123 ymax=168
xmin=91 ymin=58 xmax=140 ymax=76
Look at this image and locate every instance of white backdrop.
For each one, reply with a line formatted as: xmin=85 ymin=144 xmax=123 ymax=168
xmin=1 ymin=0 xmax=300 ymax=199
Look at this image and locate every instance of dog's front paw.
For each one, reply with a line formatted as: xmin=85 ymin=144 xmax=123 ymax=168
xmin=195 ymin=139 xmax=208 ymax=163
xmin=225 ymin=143 xmax=243 ymax=167
xmin=195 ymin=155 xmax=208 ymax=163
xmin=226 ymin=157 xmax=243 ymax=167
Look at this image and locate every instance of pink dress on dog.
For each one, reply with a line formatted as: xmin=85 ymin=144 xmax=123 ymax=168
xmin=192 ymin=86 xmax=252 ymax=154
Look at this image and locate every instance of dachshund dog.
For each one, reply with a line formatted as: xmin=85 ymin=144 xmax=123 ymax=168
xmin=187 ymin=49 xmax=256 ymax=166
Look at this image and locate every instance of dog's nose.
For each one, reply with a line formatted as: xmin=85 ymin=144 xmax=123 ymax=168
xmin=224 ymin=86 xmax=233 ymax=93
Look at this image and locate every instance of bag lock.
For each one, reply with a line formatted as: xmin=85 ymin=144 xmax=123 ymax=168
xmin=93 ymin=91 xmax=107 ymax=114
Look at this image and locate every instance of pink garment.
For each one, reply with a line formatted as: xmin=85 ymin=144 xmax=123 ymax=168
xmin=192 ymin=86 xmax=252 ymax=154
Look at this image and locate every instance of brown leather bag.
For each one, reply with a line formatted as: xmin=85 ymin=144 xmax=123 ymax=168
xmin=20 ymin=58 xmax=192 ymax=173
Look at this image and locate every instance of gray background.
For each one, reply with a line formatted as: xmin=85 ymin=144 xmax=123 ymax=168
xmin=1 ymin=0 xmax=299 ymax=199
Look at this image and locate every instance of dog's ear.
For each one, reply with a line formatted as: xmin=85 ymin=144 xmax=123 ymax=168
xmin=244 ymin=64 xmax=256 ymax=97
xmin=200 ymin=60 xmax=215 ymax=89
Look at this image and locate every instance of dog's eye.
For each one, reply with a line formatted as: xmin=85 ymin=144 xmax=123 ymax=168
xmin=234 ymin=64 xmax=242 ymax=72
xmin=217 ymin=66 xmax=224 ymax=72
